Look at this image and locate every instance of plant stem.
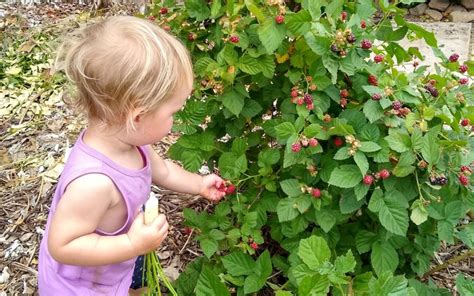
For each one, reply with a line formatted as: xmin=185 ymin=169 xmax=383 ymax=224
xmin=414 ymin=170 xmax=426 ymax=202
xmin=421 ymin=249 xmax=474 ymax=279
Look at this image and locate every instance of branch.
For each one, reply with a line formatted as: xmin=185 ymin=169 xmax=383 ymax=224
xmin=422 ymin=249 xmax=474 ymax=279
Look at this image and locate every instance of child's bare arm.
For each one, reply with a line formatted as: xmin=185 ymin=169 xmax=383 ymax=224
xmin=148 ymin=148 xmax=225 ymax=201
xmin=48 ymin=174 xmax=168 ymax=266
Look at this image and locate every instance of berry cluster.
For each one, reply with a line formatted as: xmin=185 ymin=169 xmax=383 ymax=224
xmin=374 ymin=54 xmax=384 ymax=63
xmin=217 ymin=181 xmax=236 ymax=195
xmin=461 ymin=118 xmax=470 ymax=127
xmin=459 ymin=64 xmax=468 ymax=73
xmin=275 ymin=15 xmax=285 ymax=24
xmin=290 ymin=87 xmax=315 ymax=110
xmin=368 ymin=75 xmax=378 ymax=86
xmin=291 ymin=137 xmax=319 ymax=153
xmin=424 ymin=83 xmax=439 ymax=97
xmin=371 ymin=93 xmax=382 ymax=101
xmin=389 ymin=100 xmax=411 ymax=118
xmin=363 ymin=169 xmax=391 ymax=185
xmin=333 ymin=137 xmax=344 ymax=147
xmin=361 ymin=39 xmax=372 ymax=50
xmin=449 ymin=53 xmax=459 ymax=63
xmin=459 ymin=77 xmax=469 ymax=85
xmin=229 ymin=35 xmax=240 ymax=43
xmin=330 ymin=28 xmax=357 ymax=57
xmin=345 ymin=135 xmax=361 ymax=156
xmin=339 ymin=89 xmax=350 ymax=108
xmin=301 ymin=185 xmax=322 ymax=199
xmin=459 ymin=165 xmax=472 ymax=186
xmin=429 ymin=175 xmax=448 ymax=186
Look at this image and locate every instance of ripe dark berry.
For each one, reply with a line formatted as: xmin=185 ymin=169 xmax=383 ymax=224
xmin=309 ymin=138 xmax=318 ymax=147
xmin=461 ymin=119 xmax=470 ymax=126
xmin=340 ymin=89 xmax=349 ymax=98
xmin=392 ymin=100 xmax=402 ymax=110
xmin=374 ymin=55 xmax=384 ymax=63
xmin=311 ymin=188 xmax=321 ymax=198
xmin=303 ymin=93 xmax=313 ymax=104
xmin=424 ymin=84 xmax=439 ymax=97
xmin=363 ymin=175 xmax=374 ymax=185
xmin=368 ymin=75 xmax=378 ymax=86
xmin=346 ymin=33 xmax=356 ymax=43
xmin=292 ymin=142 xmax=302 ymax=153
xmin=250 ymin=242 xmax=259 ymax=250
xmin=379 ymin=169 xmax=390 ymax=179
xmin=275 ymin=15 xmax=285 ymax=24
xmin=333 ymin=137 xmax=343 ymax=147
xmin=372 ymin=93 xmax=382 ymax=101
xmin=361 ymin=39 xmax=372 ymax=49
xmin=341 ymin=11 xmax=347 ymax=21
xmin=459 ymin=64 xmax=468 ymax=73
xmin=430 ymin=175 xmax=448 ymax=186
xmin=459 ymin=78 xmax=468 ymax=85
xmin=331 ymin=44 xmax=339 ymax=53
xmin=361 ymin=20 xmax=366 ymax=29
xmin=160 ymin=7 xmax=168 ymax=14
xmin=413 ymin=61 xmax=419 ymax=67
xmin=291 ymin=90 xmax=298 ymax=98
xmin=229 ymin=35 xmax=240 ymax=43
xmin=459 ymin=174 xmax=469 ymax=186
xmin=449 ymin=53 xmax=459 ymax=63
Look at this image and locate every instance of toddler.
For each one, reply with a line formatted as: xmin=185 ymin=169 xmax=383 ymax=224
xmin=38 ymin=16 xmax=226 ymax=295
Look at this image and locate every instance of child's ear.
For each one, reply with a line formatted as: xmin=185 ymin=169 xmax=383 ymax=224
xmin=132 ymin=107 xmax=146 ymax=123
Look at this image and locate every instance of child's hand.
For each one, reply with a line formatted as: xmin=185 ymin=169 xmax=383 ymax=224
xmin=126 ymin=213 xmax=169 ymax=255
xmin=198 ymin=174 xmax=227 ymax=202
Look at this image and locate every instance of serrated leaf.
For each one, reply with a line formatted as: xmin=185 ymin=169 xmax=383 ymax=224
xmin=298 ymin=235 xmax=331 ymax=270
xmin=328 ymin=165 xmax=363 ymax=188
xmin=258 ymin=18 xmax=286 ymax=54
xmin=277 ymin=198 xmax=300 ymax=222
xmin=354 ymin=151 xmax=369 ymax=175
xmin=221 ymin=90 xmax=245 ymax=116
xmin=363 ymin=100 xmax=384 ymax=123
xmin=222 ymin=251 xmax=256 ymax=276
xmin=371 ymin=242 xmax=399 ymax=277
xmin=356 ymin=230 xmax=377 ymax=254
xmin=195 ymin=266 xmax=230 ymax=296
xmin=359 ymin=141 xmax=381 ymax=152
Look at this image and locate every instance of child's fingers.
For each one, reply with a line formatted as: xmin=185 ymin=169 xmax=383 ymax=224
xmin=152 ymin=214 xmax=167 ymax=229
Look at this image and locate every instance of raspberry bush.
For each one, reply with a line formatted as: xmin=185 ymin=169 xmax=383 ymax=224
xmin=146 ymin=0 xmax=473 ymax=295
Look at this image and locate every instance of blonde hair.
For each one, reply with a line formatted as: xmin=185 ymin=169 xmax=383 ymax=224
xmin=56 ymin=16 xmax=193 ymax=130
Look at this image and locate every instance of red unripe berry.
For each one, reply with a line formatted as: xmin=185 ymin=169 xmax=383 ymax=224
xmin=333 ymin=137 xmax=343 ymax=147
xmin=311 ymin=188 xmax=321 ymax=198
xmin=250 ymin=242 xmax=259 ymax=250
xmin=374 ymin=55 xmax=384 ymax=63
xmin=308 ymin=138 xmax=318 ymax=147
xmin=341 ymin=11 xmax=347 ymax=21
xmin=148 ymin=15 xmax=156 ymax=21
xmin=340 ymin=89 xmax=349 ymax=98
xmin=291 ymin=90 xmax=298 ymax=98
xmin=184 ymin=227 xmax=192 ymax=235
xmin=379 ymin=169 xmax=390 ymax=179
xmin=160 ymin=7 xmax=168 ymax=14
xmin=459 ymin=174 xmax=469 ymax=186
xmin=361 ymin=20 xmax=366 ymax=29
xmin=461 ymin=118 xmax=470 ymax=126
xmin=461 ymin=165 xmax=472 ymax=174
xmin=460 ymin=78 xmax=468 ymax=85
xmin=363 ymin=175 xmax=374 ymax=185
xmin=372 ymin=93 xmax=382 ymax=101
xmin=229 ymin=35 xmax=240 ymax=43
xmin=459 ymin=64 xmax=468 ymax=73
xmin=449 ymin=53 xmax=459 ymax=63
xmin=296 ymin=98 xmax=304 ymax=105
xmin=275 ymin=15 xmax=285 ymax=24
xmin=306 ymin=103 xmax=314 ymax=110
xmin=188 ymin=33 xmax=196 ymax=41
xmin=368 ymin=75 xmax=378 ymax=86
xmin=340 ymin=97 xmax=347 ymax=108
xmin=291 ymin=142 xmax=302 ymax=153
xmin=361 ymin=39 xmax=372 ymax=49
xmin=225 ymin=184 xmax=236 ymax=195
xmin=163 ymin=25 xmax=171 ymax=31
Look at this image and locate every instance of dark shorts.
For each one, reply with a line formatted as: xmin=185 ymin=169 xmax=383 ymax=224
xmin=130 ymin=255 xmax=146 ymax=289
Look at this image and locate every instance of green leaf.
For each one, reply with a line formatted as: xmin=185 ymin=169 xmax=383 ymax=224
xmin=356 ymin=230 xmax=377 ymax=254
xmin=315 ymin=210 xmax=337 ymax=233
xmin=378 ymin=191 xmax=409 ymax=236
xmin=410 ymin=200 xmax=428 ymax=225
xmin=195 ymin=266 xmax=230 ymax=296
xmin=354 ymin=183 xmax=370 ymax=201
xmin=298 ymin=274 xmax=330 ymax=295
xmin=354 ymin=151 xmax=369 ymax=175
xmin=328 ymin=165 xmax=363 ymax=188
xmin=280 ymin=179 xmax=301 ymax=197
xmin=369 ymin=271 xmax=408 ymax=295
xmin=221 ymin=90 xmax=245 ymax=116
xmin=357 ymin=0 xmax=377 ymax=20
xmin=368 ymin=188 xmax=384 ymax=213
xmin=258 ymin=18 xmax=286 ymax=54
xmin=445 ymin=201 xmax=463 ymax=224
xmin=334 ymin=147 xmax=351 ymax=160
xmin=305 ymin=1 xmax=322 ymax=20
xmin=181 ymin=150 xmax=203 ymax=172
xmin=305 ymin=33 xmax=331 ymax=56
xmin=238 ymin=55 xmax=262 ymax=75
xmin=222 ymin=251 xmax=256 ymax=276
xmin=335 ymin=250 xmax=356 ymax=274
xmin=325 ymin=0 xmax=344 ymax=19
xmin=185 ymin=0 xmax=211 ymax=21
xmin=359 ymin=141 xmax=382 ymax=153
xmin=363 ymin=100 xmax=384 ymax=123
xmin=456 ymin=274 xmax=474 ymax=296
xmin=406 ymin=22 xmax=437 ymax=47
xmin=371 ymin=242 xmax=399 ymax=277
xmin=244 ymin=250 xmax=272 ymax=294
xmin=275 ymin=122 xmax=296 ymax=141
xmin=385 ymin=130 xmax=411 ymax=153
xmin=277 ymin=198 xmax=300 ymax=222
xmin=286 ymin=10 xmax=311 ymax=35
xmin=322 ymin=55 xmax=339 ymax=84
xmin=244 ymin=0 xmax=265 ymax=23
xmin=298 ymin=235 xmax=331 ymax=270
xmin=200 ymin=238 xmax=218 ymax=258
xmin=421 ymin=133 xmax=440 ymax=165
xmin=258 ymin=148 xmax=280 ymax=167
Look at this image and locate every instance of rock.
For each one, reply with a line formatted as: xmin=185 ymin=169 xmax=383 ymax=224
xmin=461 ymin=0 xmax=474 ymax=10
xmin=409 ymin=3 xmax=428 ymax=16
xmin=449 ymin=11 xmax=474 ymax=22
xmin=425 ymin=8 xmax=444 ymax=21
xmin=446 ymin=5 xmax=468 ymax=14
xmin=429 ymin=0 xmax=451 ymax=11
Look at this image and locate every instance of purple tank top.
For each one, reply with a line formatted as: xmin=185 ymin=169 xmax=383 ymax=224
xmin=38 ymin=130 xmax=152 ymax=295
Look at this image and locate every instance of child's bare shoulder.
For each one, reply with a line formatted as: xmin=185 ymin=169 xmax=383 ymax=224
xmin=62 ymin=173 xmax=121 ymax=205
